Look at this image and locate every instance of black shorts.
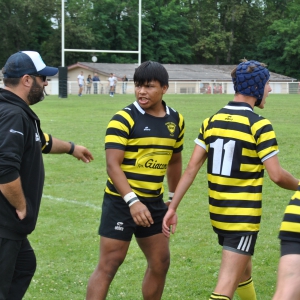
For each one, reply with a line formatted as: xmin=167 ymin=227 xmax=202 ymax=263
xmin=218 ymin=233 xmax=258 ymax=256
xmin=99 ymin=193 xmax=168 ymax=241
xmin=280 ymin=240 xmax=300 ymax=256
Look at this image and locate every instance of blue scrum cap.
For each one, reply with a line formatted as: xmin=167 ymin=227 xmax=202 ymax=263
xmin=2 ymin=51 xmax=58 ymax=78
xmin=232 ymin=60 xmax=270 ymax=106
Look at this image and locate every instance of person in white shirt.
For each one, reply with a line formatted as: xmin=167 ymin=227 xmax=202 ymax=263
xmin=77 ymin=71 xmax=85 ymax=96
xmin=108 ymin=73 xmax=116 ymax=97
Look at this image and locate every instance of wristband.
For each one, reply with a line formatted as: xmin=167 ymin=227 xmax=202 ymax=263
xmin=123 ymin=192 xmax=140 ymax=207
xmin=68 ymin=142 xmax=75 ymax=155
xmin=168 ymin=192 xmax=174 ymax=202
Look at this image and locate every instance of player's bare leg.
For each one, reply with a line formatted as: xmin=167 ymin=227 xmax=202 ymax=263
xmin=272 ymin=254 xmax=300 ymax=300
xmin=137 ymin=233 xmax=170 ymax=300
xmin=86 ymin=237 xmax=130 ymax=300
xmin=213 ymin=249 xmax=252 ymax=299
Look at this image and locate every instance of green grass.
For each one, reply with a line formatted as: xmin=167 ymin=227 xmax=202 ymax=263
xmin=24 ymin=93 xmax=300 ymax=300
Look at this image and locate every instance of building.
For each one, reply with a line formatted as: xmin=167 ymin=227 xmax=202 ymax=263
xmin=0 ymin=63 xmax=298 ymax=95
xmin=67 ymin=62 xmax=298 ymax=95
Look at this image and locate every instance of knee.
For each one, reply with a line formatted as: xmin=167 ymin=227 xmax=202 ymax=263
xmin=161 ymin=255 xmax=170 ymax=273
xmin=149 ymin=253 xmax=170 ymax=275
xmin=97 ymin=255 xmax=125 ymax=279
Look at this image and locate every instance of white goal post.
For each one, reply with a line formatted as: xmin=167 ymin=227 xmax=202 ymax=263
xmin=61 ymin=0 xmax=142 ymax=67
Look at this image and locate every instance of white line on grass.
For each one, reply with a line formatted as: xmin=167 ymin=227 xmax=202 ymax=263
xmin=42 ymin=194 xmax=101 ymax=210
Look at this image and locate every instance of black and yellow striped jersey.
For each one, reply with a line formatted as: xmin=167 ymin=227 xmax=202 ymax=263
xmin=105 ymin=100 xmax=184 ymax=200
xmin=195 ymin=101 xmax=279 ymax=235
xmin=279 ymin=185 xmax=300 ymax=242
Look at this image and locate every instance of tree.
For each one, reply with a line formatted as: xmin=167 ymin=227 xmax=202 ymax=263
xmin=257 ymin=0 xmax=300 ymax=78
xmin=0 ymin=0 xmax=56 ymax=68
xmin=141 ymin=0 xmax=192 ymax=63
xmin=85 ymin=0 xmax=192 ymax=64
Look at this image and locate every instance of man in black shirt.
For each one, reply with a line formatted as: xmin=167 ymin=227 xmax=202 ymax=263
xmin=0 ymin=51 xmax=94 ymax=300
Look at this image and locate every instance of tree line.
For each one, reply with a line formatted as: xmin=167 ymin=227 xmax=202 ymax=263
xmin=1 ymin=0 xmax=299 ymax=79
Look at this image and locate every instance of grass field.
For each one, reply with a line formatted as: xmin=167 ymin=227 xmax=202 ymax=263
xmin=24 ymin=93 xmax=300 ymax=300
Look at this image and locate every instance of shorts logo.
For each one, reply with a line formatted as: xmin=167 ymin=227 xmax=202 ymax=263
xmin=115 ymin=222 xmax=124 ymax=231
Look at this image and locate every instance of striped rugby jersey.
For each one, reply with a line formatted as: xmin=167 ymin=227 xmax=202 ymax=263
xmin=195 ymin=101 xmax=279 ymax=235
xmin=105 ymin=100 xmax=184 ymax=200
xmin=279 ymin=185 xmax=300 ymax=242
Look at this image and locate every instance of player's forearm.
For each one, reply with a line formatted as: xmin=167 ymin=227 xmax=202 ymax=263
xmin=169 ymin=165 xmax=198 ymax=210
xmin=0 ymin=177 xmax=26 ymax=211
xmin=273 ymin=168 xmax=299 ymax=190
xmin=167 ymin=161 xmax=182 ymax=192
xmin=107 ymin=167 xmax=132 ymax=197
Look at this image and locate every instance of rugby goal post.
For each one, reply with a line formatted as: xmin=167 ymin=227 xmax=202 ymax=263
xmin=61 ymin=0 xmax=142 ymax=67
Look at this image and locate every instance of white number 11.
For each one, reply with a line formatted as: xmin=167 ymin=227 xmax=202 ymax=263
xmin=210 ymin=138 xmax=235 ymax=176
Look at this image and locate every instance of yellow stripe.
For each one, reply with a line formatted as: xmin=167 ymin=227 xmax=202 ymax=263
xmin=258 ymin=146 xmax=279 ymax=159
xmin=212 ymin=113 xmax=251 ymax=125
xmin=178 ymin=113 xmax=184 ymax=132
xmin=128 ymin=137 xmax=180 ymax=147
xmin=280 ymin=221 xmax=300 ymax=233
xmin=116 ymin=110 xmax=135 ymax=127
xmin=211 ymin=220 xmax=259 ymax=231
xmin=104 ymin=187 xmax=120 ymax=196
xmin=210 ymin=205 xmax=262 ymax=216
xmin=208 ymin=174 xmax=263 ymax=186
xmin=284 ymin=205 xmax=300 ymax=215
xmin=209 ymin=189 xmax=262 ymax=201
xmin=291 ymin=191 xmax=300 ymax=200
xmin=240 ymin=163 xmax=264 ymax=172
xmin=259 ymin=130 xmax=277 ymax=141
xmin=251 ymin=119 xmax=271 ymax=135
xmin=242 ymin=148 xmax=258 ymax=157
xmin=107 ymin=119 xmax=130 ymax=134
xmin=205 ymin=128 xmax=254 ymax=143
xmin=105 ymin=135 xmax=128 ymax=145
xmin=41 ymin=133 xmax=50 ymax=150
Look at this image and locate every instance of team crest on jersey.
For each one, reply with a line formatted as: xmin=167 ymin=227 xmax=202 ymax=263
xmin=165 ymin=122 xmax=176 ymax=136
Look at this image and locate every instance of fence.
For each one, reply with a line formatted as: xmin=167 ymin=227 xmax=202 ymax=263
xmin=0 ymin=80 xmax=298 ymax=95
xmin=66 ymin=81 xmax=300 ymax=95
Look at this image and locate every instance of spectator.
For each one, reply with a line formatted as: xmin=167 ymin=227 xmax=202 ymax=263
xmin=122 ymin=75 xmax=128 ymax=94
xmin=113 ymin=73 xmax=117 ymax=94
xmin=92 ymin=73 xmax=100 ymax=94
xmin=206 ymin=83 xmax=211 ymax=94
xmin=86 ymin=74 xmax=92 ymax=94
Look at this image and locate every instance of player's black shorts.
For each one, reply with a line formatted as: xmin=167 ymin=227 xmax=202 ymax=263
xmin=99 ymin=193 xmax=168 ymax=241
xmin=280 ymin=240 xmax=300 ymax=256
xmin=218 ymin=233 xmax=258 ymax=256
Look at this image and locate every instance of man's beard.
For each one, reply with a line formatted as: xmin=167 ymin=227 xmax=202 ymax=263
xmin=28 ymin=78 xmax=45 ymax=105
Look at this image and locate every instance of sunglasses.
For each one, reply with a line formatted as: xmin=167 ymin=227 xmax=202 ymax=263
xmin=29 ymin=74 xmax=47 ymax=82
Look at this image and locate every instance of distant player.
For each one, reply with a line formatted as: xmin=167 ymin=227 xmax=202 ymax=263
xmin=108 ymin=73 xmax=116 ymax=97
xmin=163 ymin=59 xmax=299 ymax=300
xmin=77 ymin=71 xmax=85 ymax=96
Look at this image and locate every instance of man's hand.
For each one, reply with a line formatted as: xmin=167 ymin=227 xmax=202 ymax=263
xmin=130 ymin=201 xmax=154 ymax=227
xmin=16 ymin=207 xmax=26 ymax=220
xmin=72 ymin=145 xmax=94 ymax=163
